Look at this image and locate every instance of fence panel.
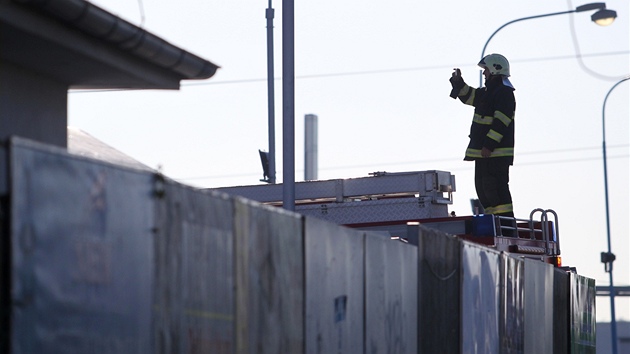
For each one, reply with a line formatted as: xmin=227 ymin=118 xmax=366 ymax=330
xmin=153 ymin=184 xmax=235 ymax=353
xmin=569 ymin=273 xmax=596 ymax=353
xmin=500 ymin=254 xmax=524 ymax=354
xmin=553 ymin=269 xmax=569 ymax=353
xmin=416 ymin=224 xmax=461 ymax=354
xmin=365 ymin=232 xmax=417 ymax=353
xmin=11 ymin=139 xmax=154 ymax=354
xmin=461 ymin=242 xmax=501 ymax=354
xmin=523 ymin=259 xmax=554 ymax=353
xmin=234 ymin=198 xmax=304 ymax=354
xmin=305 ymin=217 xmax=364 ymax=354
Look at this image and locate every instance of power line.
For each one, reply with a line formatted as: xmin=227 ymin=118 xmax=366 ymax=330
xmin=69 ymin=50 xmax=628 ymax=93
xmin=314 ymin=144 xmax=629 ymax=172
xmin=182 ymin=50 xmax=628 ymax=86
xmin=176 ymin=144 xmax=628 ymax=182
xmin=519 ymin=144 xmax=629 ymax=157
xmin=176 ymin=154 xmax=629 ymax=184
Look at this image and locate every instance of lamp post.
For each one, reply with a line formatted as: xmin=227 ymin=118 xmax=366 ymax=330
xmin=282 ymin=0 xmax=295 ymax=211
xmin=479 ymin=2 xmax=617 ymax=86
xmin=600 ymin=75 xmax=629 ymax=354
xmin=265 ymin=0 xmax=276 ymax=184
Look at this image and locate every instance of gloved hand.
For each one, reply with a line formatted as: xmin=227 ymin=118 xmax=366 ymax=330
xmin=449 ymin=68 xmax=464 ymax=98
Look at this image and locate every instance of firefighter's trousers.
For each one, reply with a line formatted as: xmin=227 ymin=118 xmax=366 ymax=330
xmin=474 ymin=157 xmax=513 ymax=217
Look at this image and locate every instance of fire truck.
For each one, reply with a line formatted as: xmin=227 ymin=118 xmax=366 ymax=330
xmin=215 ymin=170 xmax=563 ymax=267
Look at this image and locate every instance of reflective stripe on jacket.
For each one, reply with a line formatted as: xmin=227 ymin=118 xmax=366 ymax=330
xmin=456 ymin=76 xmax=516 ymax=164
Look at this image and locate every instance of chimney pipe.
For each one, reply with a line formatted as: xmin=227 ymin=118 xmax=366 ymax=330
xmin=304 ymin=114 xmax=318 ymax=180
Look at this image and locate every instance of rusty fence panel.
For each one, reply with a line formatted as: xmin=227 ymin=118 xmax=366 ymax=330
xmin=364 ymin=232 xmax=417 ymax=353
xmin=305 ymin=217 xmax=364 ymax=354
xmin=234 ymin=198 xmax=304 ymax=354
xmin=11 ymin=138 xmax=155 ymax=353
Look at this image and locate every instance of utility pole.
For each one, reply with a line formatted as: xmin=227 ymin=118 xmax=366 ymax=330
xmin=282 ymin=0 xmax=295 ymax=211
xmin=265 ymin=0 xmax=276 ymax=184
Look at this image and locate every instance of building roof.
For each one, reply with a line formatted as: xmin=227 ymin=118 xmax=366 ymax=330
xmin=2 ymin=0 xmax=219 ymax=89
xmin=67 ymin=127 xmax=154 ymax=172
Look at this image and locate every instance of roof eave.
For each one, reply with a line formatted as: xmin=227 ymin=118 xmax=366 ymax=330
xmin=13 ymin=0 xmax=219 ymax=81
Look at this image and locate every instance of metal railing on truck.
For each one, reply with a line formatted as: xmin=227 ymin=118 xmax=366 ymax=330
xmin=493 ymin=208 xmax=560 ymax=257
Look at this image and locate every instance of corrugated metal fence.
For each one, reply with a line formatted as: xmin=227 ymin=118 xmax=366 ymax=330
xmin=6 ymin=138 xmax=594 ymax=353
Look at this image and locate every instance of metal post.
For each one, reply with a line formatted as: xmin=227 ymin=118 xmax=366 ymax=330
xmin=601 ymin=76 xmax=629 ymax=354
xmin=282 ymin=0 xmax=295 ymax=211
xmin=304 ymin=114 xmax=318 ymax=181
xmin=266 ymin=1 xmax=276 ymax=184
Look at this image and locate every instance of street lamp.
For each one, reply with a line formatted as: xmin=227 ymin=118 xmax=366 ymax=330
xmin=282 ymin=0 xmax=295 ymax=211
xmin=265 ymin=0 xmax=276 ymax=184
xmin=600 ymin=75 xmax=629 ymax=354
xmin=479 ymin=2 xmax=617 ymax=86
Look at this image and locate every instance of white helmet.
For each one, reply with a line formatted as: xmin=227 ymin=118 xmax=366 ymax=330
xmin=478 ymin=53 xmax=510 ymax=77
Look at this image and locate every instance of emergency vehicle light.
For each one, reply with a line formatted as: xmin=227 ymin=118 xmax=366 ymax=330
xmin=551 ymin=256 xmax=562 ymax=268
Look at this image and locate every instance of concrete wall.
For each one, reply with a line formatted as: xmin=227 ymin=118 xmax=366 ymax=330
xmin=0 ymin=62 xmax=67 ymax=147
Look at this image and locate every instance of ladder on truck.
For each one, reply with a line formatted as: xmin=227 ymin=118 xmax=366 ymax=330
xmin=212 ymin=170 xmax=563 ymax=266
xmin=214 ymin=170 xmax=456 ymax=224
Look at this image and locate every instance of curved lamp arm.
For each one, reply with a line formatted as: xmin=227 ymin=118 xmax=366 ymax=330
xmin=480 ymin=10 xmax=576 ymax=62
xmin=478 ymin=3 xmax=616 ymax=86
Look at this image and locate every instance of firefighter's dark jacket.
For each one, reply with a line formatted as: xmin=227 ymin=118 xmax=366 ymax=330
xmin=454 ymin=76 xmax=516 ymax=165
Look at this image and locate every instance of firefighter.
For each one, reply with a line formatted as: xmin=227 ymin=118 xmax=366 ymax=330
xmin=449 ymin=53 xmax=515 ymax=219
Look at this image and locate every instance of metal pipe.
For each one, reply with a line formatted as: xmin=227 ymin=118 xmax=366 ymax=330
xmin=266 ymin=1 xmax=276 ymax=184
xmin=282 ymin=0 xmax=295 ymax=211
xmin=304 ymin=114 xmax=318 ymax=181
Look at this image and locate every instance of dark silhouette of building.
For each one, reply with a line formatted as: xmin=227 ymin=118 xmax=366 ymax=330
xmin=0 ymin=0 xmax=218 ymax=148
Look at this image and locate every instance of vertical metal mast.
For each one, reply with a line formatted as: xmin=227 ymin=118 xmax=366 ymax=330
xmin=282 ymin=0 xmax=295 ymax=211
xmin=266 ymin=0 xmax=276 ymax=184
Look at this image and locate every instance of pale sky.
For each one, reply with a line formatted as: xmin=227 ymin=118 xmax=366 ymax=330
xmin=69 ymin=0 xmax=629 ymax=322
